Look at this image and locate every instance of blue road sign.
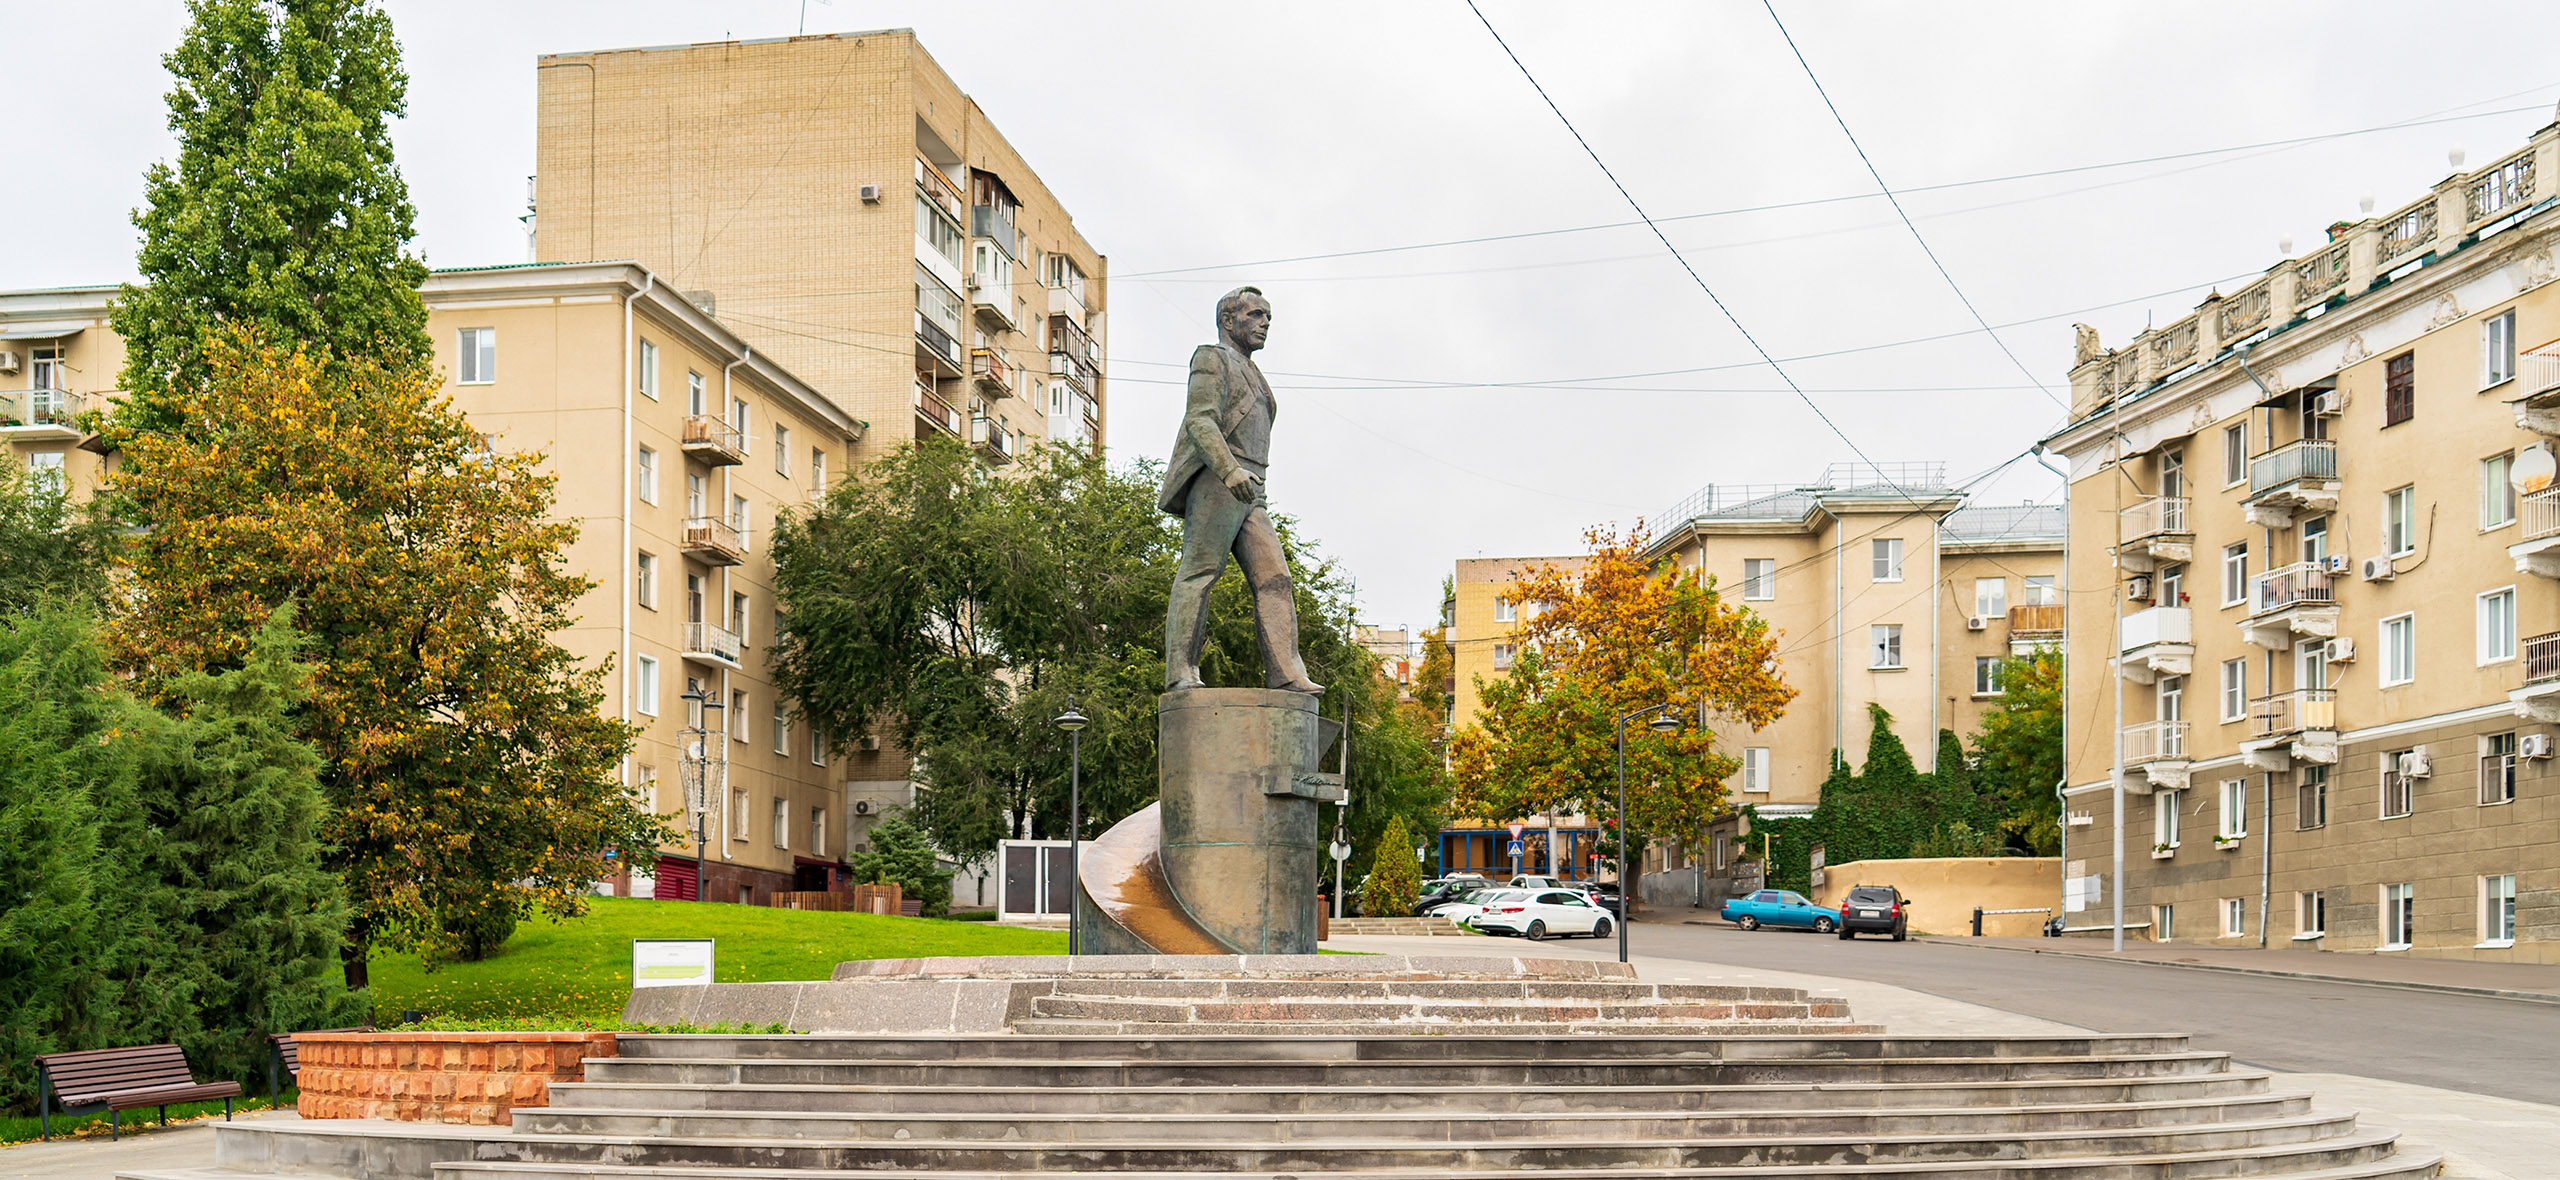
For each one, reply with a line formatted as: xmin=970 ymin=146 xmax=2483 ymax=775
xmin=1506 ymin=839 xmax=1525 ymax=858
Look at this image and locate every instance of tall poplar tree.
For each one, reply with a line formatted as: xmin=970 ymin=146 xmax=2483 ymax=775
xmin=113 ymin=0 xmax=429 ymax=431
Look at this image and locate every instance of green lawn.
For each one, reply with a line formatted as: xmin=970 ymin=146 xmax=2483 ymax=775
xmin=366 ymin=898 xmax=1066 ymax=1024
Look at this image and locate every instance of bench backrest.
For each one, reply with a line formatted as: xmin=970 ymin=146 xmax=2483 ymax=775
xmin=35 ymin=1044 xmax=199 ymax=1104
xmin=268 ymin=1027 xmax=374 ymax=1076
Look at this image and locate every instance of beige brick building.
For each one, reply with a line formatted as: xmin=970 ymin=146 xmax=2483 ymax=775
xmin=531 ymin=30 xmax=1106 ymax=471
xmin=0 ymin=261 xmax=904 ymax=905
xmin=2050 ymin=121 xmax=2560 ymax=961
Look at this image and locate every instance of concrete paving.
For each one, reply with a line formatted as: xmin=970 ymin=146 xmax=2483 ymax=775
xmin=0 ymin=1109 xmax=297 ymax=1180
xmin=1948 ymin=932 xmax=2560 ymax=1002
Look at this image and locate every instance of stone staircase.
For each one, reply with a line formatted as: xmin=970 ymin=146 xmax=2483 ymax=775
xmin=1008 ymin=974 xmax=1876 ymax=1036
xmin=148 ymin=1031 xmax=2441 ymax=1180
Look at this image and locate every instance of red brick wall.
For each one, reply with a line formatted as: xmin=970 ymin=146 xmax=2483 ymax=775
xmin=295 ymin=1031 xmax=618 ymax=1125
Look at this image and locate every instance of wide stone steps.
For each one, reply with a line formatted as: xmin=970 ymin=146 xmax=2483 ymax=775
xmin=1028 ymin=978 xmax=1776 ymax=1001
xmin=426 ymin=1159 xmax=2443 ymax=1180
xmin=1011 ymin=1019 xmax=1891 ymax=1036
xmin=1020 ymin=995 xmax=1856 ymax=1024
xmin=606 ymin=1032 xmax=2198 ymax=1062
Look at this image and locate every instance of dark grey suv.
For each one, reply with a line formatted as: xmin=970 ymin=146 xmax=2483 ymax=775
xmin=1837 ymin=885 xmax=1909 ymax=940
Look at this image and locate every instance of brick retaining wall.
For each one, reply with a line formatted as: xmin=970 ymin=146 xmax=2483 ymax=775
xmin=295 ymin=1031 xmax=618 ymax=1125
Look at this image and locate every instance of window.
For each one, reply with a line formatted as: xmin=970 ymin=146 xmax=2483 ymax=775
xmin=1492 ymin=642 xmax=1516 ymax=670
xmin=733 ymin=592 xmax=751 ymax=646
xmin=811 ymin=448 xmax=828 ymax=494
xmin=2481 ymin=732 xmax=2518 ymax=806
xmin=686 ymin=472 xmax=707 ymax=518
xmin=2158 ymin=563 xmax=2184 ymax=606
xmin=1743 ymin=558 xmax=1775 ymax=601
xmin=2220 ymin=542 xmax=2248 ymax=606
xmin=687 ymin=371 xmax=706 ymax=416
xmin=732 ymin=494 xmax=752 ymax=546
xmin=2156 ymin=904 xmax=2177 ymax=941
xmin=730 ymin=788 xmax=749 ymax=842
xmin=2296 ymin=765 xmax=2328 ymax=829
xmin=731 ymin=691 xmax=748 ymax=743
xmin=1495 ymin=598 xmax=1516 ymax=622
xmin=811 ymin=807 xmax=828 ymax=858
xmin=1871 ymin=538 xmax=1904 ymax=582
xmin=634 ymin=654 xmax=659 ymax=717
xmin=25 ymin=452 xmax=65 ymax=496
xmin=2217 ymin=779 xmax=2247 ymax=840
xmin=634 ymin=447 xmax=661 ymax=507
xmin=638 ymin=339 xmax=658 ymax=399
xmin=2296 ymin=890 xmax=2326 ymax=939
xmin=2381 ymin=749 xmax=2414 ymax=819
xmin=771 ymin=798 xmax=789 ymax=849
xmin=2220 ymin=658 xmax=2246 ymax=723
xmin=2159 ymin=448 xmax=2184 ymax=499
xmin=2480 ymin=587 xmax=2518 ymax=664
xmin=636 ymin=551 xmax=657 ymax=609
xmin=28 ymin=343 xmax=62 ymax=391
xmin=773 ymin=712 xmax=789 ymax=755
xmin=2381 ymin=613 xmax=2416 ymax=686
xmin=775 ymin=425 xmax=792 ymax=476
xmin=2482 ymin=452 xmax=2517 ymax=529
xmin=2154 ymin=788 xmax=2180 ymax=850
xmin=685 ymin=572 xmax=706 ymax=625
xmin=2022 ymin=576 xmax=2057 ymax=607
xmin=2222 ymin=423 xmax=2246 ymax=485
xmin=732 ymin=397 xmax=752 ymax=454
xmin=2222 ymin=898 xmax=2246 ymax=938
xmin=1741 ymin=747 xmax=1769 ymax=793
xmin=811 ymin=727 xmax=828 ymax=767
xmin=457 ymin=328 xmax=496 ymax=384
xmin=2157 ymin=674 xmax=2184 ymax=728
xmin=1870 ymin=624 xmax=1903 ymax=669
xmin=1974 ymin=656 xmax=2002 ymax=696
xmin=2483 ymin=874 xmax=2517 ymax=945
xmin=2300 ymin=516 xmax=2329 ymax=565
xmin=2484 ymin=309 xmax=2517 ymax=388
xmin=1973 ymin=577 xmax=2005 ymax=618
xmin=2384 ymin=485 xmax=2416 ymax=556
xmin=2383 ymin=351 xmax=2414 ymax=426
xmin=2382 ymin=882 xmax=2415 ymax=949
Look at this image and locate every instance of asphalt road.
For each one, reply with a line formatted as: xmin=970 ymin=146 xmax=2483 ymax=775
xmin=1626 ymin=917 xmax=2560 ymax=1105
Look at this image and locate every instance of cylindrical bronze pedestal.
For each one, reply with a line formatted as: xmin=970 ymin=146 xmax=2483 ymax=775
xmin=1154 ymin=688 xmax=1340 ymax=955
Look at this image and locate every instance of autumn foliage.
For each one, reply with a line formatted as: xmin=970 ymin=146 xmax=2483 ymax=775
xmin=1450 ymin=524 xmax=1794 ymax=863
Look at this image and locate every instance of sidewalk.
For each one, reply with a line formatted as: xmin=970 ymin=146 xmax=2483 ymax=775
xmin=1939 ymin=933 xmax=2560 ymax=1003
xmin=1 ymin=1109 xmax=297 ymax=1180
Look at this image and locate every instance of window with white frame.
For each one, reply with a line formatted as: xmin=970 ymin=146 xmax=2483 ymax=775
xmin=732 ymin=397 xmax=753 ymax=454
xmin=811 ymin=727 xmax=828 ymax=767
xmin=2483 ymin=873 xmax=2517 ymax=945
xmin=2154 ymin=788 xmax=2180 ymax=850
xmin=1871 ymin=538 xmax=1904 ymax=582
xmin=635 ymin=551 xmax=657 ymax=610
xmin=1974 ymin=656 xmax=2001 ymax=696
xmin=730 ymin=787 xmax=749 ymax=840
xmin=2481 ymin=732 xmax=2518 ymax=805
xmin=732 ymin=592 xmax=751 ymax=646
xmin=811 ymin=807 xmax=828 ymax=858
xmin=2222 ymin=898 xmax=2245 ymax=938
xmin=2381 ymin=614 xmax=2415 ymax=685
xmin=2222 ymin=423 xmax=2246 ymax=485
xmin=2296 ymin=889 xmax=2326 ymax=938
xmin=1742 ymin=747 xmax=1769 ymax=793
xmin=1974 ymin=577 xmax=2006 ymax=618
xmin=2221 ymin=542 xmax=2248 ymax=606
xmin=1492 ymin=642 xmax=1516 ymax=670
xmin=732 ymin=494 xmax=751 ymax=545
xmin=634 ymin=654 xmax=659 ymax=717
xmin=1743 ymin=558 xmax=1775 ymax=601
xmin=638 ymin=339 xmax=658 ymax=399
xmin=637 ymin=445 xmax=658 ymax=505
xmin=2479 ymin=587 xmax=2518 ymax=664
xmin=2220 ymin=658 xmax=2246 ymax=723
xmin=26 ymin=452 xmax=64 ymax=496
xmin=687 ymin=371 xmax=706 ymax=416
xmin=2296 ymin=765 xmax=2328 ymax=829
xmin=2483 ymin=309 xmax=2517 ymax=388
xmin=457 ymin=328 xmax=496 ymax=384
xmin=2156 ymin=903 xmax=2177 ymax=941
xmin=2385 ymin=485 xmax=2417 ymax=556
xmin=811 ymin=448 xmax=828 ymax=494
xmin=771 ymin=798 xmax=789 ymax=849
xmin=2382 ymin=882 xmax=2415 ymax=949
xmin=2022 ymin=575 xmax=2057 ymax=607
xmin=685 ymin=472 xmax=707 ymax=518
xmin=2482 ymin=452 xmax=2517 ymax=529
xmin=1494 ymin=597 xmax=1516 ymax=622
xmin=773 ymin=712 xmax=789 ymax=755
xmin=2218 ymin=779 xmax=2247 ymax=840
xmin=731 ymin=690 xmax=748 ymax=743
xmin=1871 ymin=624 xmax=1903 ymax=669
xmin=2381 ymin=749 xmax=2414 ymax=819
xmin=775 ymin=425 xmax=792 ymax=476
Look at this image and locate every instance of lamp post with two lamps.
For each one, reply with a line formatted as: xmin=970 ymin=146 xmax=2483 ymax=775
xmin=1612 ymin=702 xmax=1684 ymax=964
xmin=679 ymin=687 xmax=726 ymax=900
xmin=1051 ymin=700 xmax=1089 ymax=955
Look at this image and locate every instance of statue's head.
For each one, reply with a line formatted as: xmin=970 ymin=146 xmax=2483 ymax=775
xmin=1216 ymin=286 xmax=1271 ymax=354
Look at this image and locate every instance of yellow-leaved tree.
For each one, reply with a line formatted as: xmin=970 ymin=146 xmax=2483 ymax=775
xmin=1449 ymin=524 xmax=1793 ymax=880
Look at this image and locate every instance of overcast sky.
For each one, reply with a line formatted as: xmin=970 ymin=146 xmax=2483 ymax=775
xmin=11 ymin=1 xmax=2560 ymax=633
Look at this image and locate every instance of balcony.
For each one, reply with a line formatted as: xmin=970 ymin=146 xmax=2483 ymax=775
xmin=2242 ymin=439 xmax=2339 ymax=528
xmin=2242 ymin=689 xmax=2339 ymax=771
xmin=2007 ymin=603 xmax=2064 ymax=654
xmin=1048 ymin=313 xmax=1096 ymax=368
xmin=2242 ymin=561 xmax=2339 ymax=651
xmin=914 ymin=311 xmax=962 ymax=375
xmin=680 ymin=621 xmax=742 ymax=670
xmin=2509 ymin=485 xmax=2560 ymax=577
xmin=681 ymin=415 xmax=746 ymax=466
xmin=681 ymin=515 xmax=748 ymax=567
xmin=2512 ymin=631 xmax=2560 ymax=721
xmin=0 ymin=387 xmax=86 ymax=439
xmin=2115 ymin=606 xmax=2192 ymax=685
xmin=2120 ymin=720 xmax=2190 ymax=791
xmin=1048 ymin=282 xmax=1086 ymax=326
xmin=1048 ymin=349 xmax=1093 ymax=398
xmin=969 ymin=348 xmax=1014 ymax=399
xmin=970 ymin=256 xmax=1017 ymax=332
xmin=971 ymin=415 xmax=1017 ymax=464
xmin=2511 ymin=343 xmax=2560 ymax=435
xmin=914 ymin=158 xmax=965 ymax=223
xmin=913 ymin=381 xmax=963 ymax=439
xmin=2116 ymin=496 xmax=2192 ymax=574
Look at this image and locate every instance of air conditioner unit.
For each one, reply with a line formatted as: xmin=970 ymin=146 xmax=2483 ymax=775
xmin=2522 ymin=733 xmax=2554 ymax=759
xmin=853 ymin=799 xmax=873 ymax=816
xmin=2126 ymin=575 xmax=2153 ymax=601
xmin=2360 ymin=556 xmax=2396 ymax=582
xmin=2323 ymin=554 xmax=2353 ymax=575
xmin=1966 ymin=616 xmax=1988 ymax=632
xmin=858 ymin=734 xmax=882 ymax=751
xmin=0 ymin=351 xmax=18 ymax=373
xmin=2324 ymin=636 xmax=2357 ymax=663
xmin=2313 ymin=389 xmax=2347 ymax=416
xmin=2398 ymin=749 xmax=2433 ymax=779
xmin=858 ymin=183 xmax=883 ymax=203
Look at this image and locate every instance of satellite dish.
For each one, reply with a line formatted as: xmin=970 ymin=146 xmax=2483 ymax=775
xmin=2515 ymin=445 xmax=2556 ymax=494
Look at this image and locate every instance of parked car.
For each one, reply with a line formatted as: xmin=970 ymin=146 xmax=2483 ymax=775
xmin=1505 ymin=874 xmax=1566 ymax=889
xmin=1414 ymin=875 xmax=1490 ymax=915
xmin=1577 ymin=882 xmax=1624 ymax=915
xmin=1463 ymin=889 xmax=1614 ymax=940
xmin=1422 ymin=887 xmax=1508 ymax=920
xmin=1837 ymin=885 xmax=1910 ymax=941
xmin=1440 ymin=888 xmax=1530 ymax=926
xmin=1720 ymin=889 xmax=1839 ymax=933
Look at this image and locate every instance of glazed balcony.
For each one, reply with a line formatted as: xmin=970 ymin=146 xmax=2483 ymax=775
xmin=2509 ymin=485 xmax=2560 ymax=578
xmin=1049 ymin=349 xmax=1093 ymax=398
xmin=2116 ymin=606 xmax=2193 ymax=685
xmin=680 ymin=621 xmax=742 ymax=670
xmin=913 ymin=381 xmax=963 ymax=439
xmin=2243 ymin=439 xmax=2339 ymax=528
xmin=2121 ymin=719 xmax=2190 ymax=791
xmin=970 ymin=256 xmax=1018 ymax=333
xmin=969 ymin=348 xmax=1014 ymax=399
xmin=2117 ymin=496 xmax=2193 ymax=574
xmin=914 ymin=311 xmax=962 ymax=375
xmin=1048 ymin=313 xmax=1096 ymax=368
xmin=681 ymin=415 xmax=746 ymax=466
xmin=2242 ymin=561 xmax=2339 ymax=651
xmin=2512 ymin=631 xmax=2560 ymax=722
xmin=2242 ymin=688 xmax=2340 ymax=771
xmin=972 ymin=415 xmax=1017 ymax=464
xmin=681 ymin=515 xmax=748 ymax=567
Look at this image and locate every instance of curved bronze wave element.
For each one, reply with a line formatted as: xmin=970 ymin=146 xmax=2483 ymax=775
xmin=1078 ymin=803 xmax=1230 ymax=955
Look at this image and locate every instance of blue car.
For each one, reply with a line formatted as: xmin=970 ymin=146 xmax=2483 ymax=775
xmin=1721 ymin=889 xmax=1841 ymax=933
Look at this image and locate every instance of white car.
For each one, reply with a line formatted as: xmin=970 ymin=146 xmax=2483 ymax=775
xmin=1463 ymin=889 xmax=1615 ymax=941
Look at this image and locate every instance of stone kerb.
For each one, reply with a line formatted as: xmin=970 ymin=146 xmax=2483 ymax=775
xmin=828 ymin=953 xmax=1639 ymax=981
xmin=293 ymin=1031 xmax=618 ymax=1125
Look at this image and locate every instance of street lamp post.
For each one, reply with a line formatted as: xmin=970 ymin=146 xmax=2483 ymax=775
xmin=1051 ymin=701 xmax=1089 ymax=956
xmin=680 ymin=688 xmax=725 ymax=901
xmin=1613 ymin=702 xmax=1683 ymax=964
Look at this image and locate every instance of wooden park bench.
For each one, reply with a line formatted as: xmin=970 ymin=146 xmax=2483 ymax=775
xmin=267 ymin=1026 xmax=374 ymax=1098
xmin=34 ymin=1043 xmax=240 ymax=1140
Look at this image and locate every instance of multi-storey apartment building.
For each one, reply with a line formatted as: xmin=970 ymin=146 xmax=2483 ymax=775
xmin=531 ymin=30 xmax=1107 ymax=471
xmin=2049 ymin=122 xmax=2560 ymax=961
xmin=1437 ymin=474 xmax=2065 ymax=901
xmin=0 ymin=261 xmax=893 ymax=905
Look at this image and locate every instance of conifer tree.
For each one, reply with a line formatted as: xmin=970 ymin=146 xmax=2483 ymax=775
xmin=0 ymin=613 xmax=113 ymax=1112
xmin=1360 ymin=814 xmax=1424 ymax=918
xmin=113 ymin=0 xmax=429 ymax=432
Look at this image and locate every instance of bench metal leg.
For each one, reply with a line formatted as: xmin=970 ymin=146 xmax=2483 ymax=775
xmin=109 ymin=1108 xmax=119 ymax=1142
xmin=160 ymin=1102 xmax=170 ymax=1126
xmin=224 ymin=1096 xmax=234 ymax=1121
xmin=38 ymin=1086 xmax=48 ymax=1141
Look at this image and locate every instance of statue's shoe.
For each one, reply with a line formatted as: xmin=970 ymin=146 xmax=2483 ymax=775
xmin=1165 ymin=674 xmax=1206 ymax=691
xmin=1273 ymin=678 xmax=1326 ymax=695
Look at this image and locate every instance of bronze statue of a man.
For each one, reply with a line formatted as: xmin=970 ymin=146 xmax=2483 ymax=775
xmin=1158 ymin=286 xmax=1323 ymax=694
